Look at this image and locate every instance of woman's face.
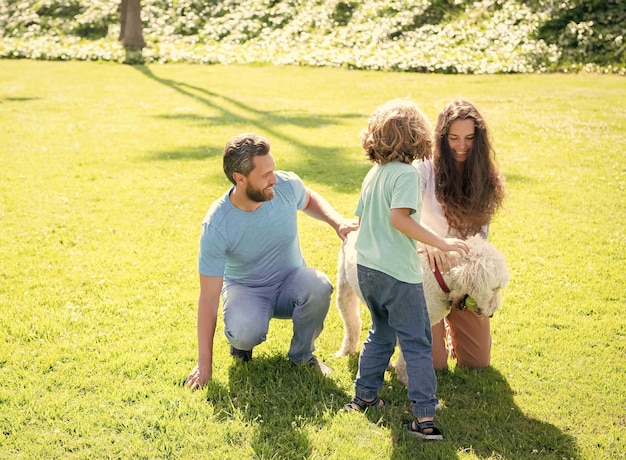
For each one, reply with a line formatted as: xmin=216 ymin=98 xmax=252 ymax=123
xmin=446 ymin=118 xmax=475 ymax=163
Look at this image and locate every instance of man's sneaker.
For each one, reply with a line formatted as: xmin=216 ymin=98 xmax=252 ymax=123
xmin=306 ymin=355 xmax=332 ymax=376
xmin=230 ymin=345 xmax=253 ymax=362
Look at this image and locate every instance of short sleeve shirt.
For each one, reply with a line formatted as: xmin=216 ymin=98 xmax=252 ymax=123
xmin=415 ymin=159 xmax=449 ymax=236
xmin=415 ymin=159 xmax=490 ymax=238
xmin=199 ymin=170 xmax=307 ymax=287
xmin=355 ymin=162 xmax=423 ymax=284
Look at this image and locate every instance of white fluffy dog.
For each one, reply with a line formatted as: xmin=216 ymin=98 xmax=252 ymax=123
xmin=335 ymin=231 xmax=509 ymax=385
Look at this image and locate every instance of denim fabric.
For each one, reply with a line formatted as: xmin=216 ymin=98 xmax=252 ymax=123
xmin=222 ymin=267 xmax=332 ymax=364
xmin=355 ymin=264 xmax=439 ymax=418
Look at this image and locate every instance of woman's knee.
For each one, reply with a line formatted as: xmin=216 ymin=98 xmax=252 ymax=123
xmin=431 ymin=321 xmax=448 ymax=369
xmin=455 ymin=350 xmax=491 ymax=369
xmin=432 ymin=346 xmax=449 ymax=370
xmin=447 ymin=309 xmax=491 ymax=368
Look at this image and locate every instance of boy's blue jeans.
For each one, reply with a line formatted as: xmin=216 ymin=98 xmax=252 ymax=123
xmin=222 ymin=267 xmax=332 ymax=364
xmin=355 ymin=264 xmax=439 ymax=418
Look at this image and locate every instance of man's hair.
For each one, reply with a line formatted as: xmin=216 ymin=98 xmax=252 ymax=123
xmin=360 ymin=98 xmax=433 ymax=165
xmin=223 ymin=133 xmax=271 ymax=185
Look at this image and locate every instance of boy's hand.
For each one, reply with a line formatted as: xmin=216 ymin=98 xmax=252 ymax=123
xmin=424 ymin=244 xmax=459 ymax=274
xmin=425 ymin=239 xmax=468 ymax=273
xmin=443 ymin=238 xmax=469 ymax=256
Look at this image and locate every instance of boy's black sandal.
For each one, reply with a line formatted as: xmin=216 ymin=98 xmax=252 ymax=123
xmin=404 ymin=419 xmax=444 ymax=441
xmin=344 ymin=395 xmax=386 ymax=412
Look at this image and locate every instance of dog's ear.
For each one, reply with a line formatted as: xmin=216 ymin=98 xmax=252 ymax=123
xmin=451 ymin=237 xmax=509 ymax=313
xmin=453 ymin=237 xmax=492 ymax=291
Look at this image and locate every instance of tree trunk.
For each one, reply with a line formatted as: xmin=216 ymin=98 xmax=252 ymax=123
xmin=119 ymin=0 xmax=145 ymax=50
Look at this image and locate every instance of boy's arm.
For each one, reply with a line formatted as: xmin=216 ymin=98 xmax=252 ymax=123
xmin=390 ymin=208 xmax=468 ymax=255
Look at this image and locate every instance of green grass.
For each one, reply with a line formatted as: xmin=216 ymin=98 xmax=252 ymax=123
xmin=1 ymin=60 xmax=624 ymax=459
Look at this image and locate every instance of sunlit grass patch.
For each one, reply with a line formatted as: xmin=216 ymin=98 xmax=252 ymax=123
xmin=1 ymin=60 xmax=625 ymax=458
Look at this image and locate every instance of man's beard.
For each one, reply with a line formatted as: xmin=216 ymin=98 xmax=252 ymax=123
xmin=246 ymin=183 xmax=274 ymax=202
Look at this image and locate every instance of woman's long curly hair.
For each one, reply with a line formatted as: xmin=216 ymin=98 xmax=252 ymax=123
xmin=360 ymin=98 xmax=433 ymax=165
xmin=434 ymin=100 xmax=506 ymax=238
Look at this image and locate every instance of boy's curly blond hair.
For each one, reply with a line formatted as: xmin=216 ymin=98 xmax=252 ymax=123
xmin=360 ymin=98 xmax=433 ymax=165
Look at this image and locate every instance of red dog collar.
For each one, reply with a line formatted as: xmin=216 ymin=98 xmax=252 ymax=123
xmin=433 ymin=260 xmax=451 ymax=293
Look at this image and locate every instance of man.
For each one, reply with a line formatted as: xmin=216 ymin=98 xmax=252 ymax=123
xmin=185 ymin=132 xmax=357 ymax=390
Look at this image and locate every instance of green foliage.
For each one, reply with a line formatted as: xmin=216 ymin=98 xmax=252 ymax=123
xmin=0 ymin=0 xmax=624 ymax=73
xmin=412 ymin=0 xmax=466 ymax=28
xmin=331 ymin=1 xmax=358 ymax=26
xmin=535 ymin=0 xmax=626 ymax=66
xmin=1 ymin=60 xmax=625 ymax=459
xmin=34 ymin=0 xmax=82 ymax=19
xmin=0 ymin=0 xmax=116 ymax=39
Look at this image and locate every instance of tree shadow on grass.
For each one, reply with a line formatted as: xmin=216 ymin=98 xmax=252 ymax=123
xmin=150 ymin=145 xmax=217 ymax=161
xmin=133 ymin=65 xmax=369 ymax=193
xmin=204 ymin=355 xmax=350 ymax=459
xmin=384 ymin=366 xmax=579 ymax=459
xmin=0 ymin=96 xmax=41 ymax=103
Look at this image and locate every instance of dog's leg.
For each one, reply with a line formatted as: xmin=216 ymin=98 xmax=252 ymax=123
xmin=335 ymin=264 xmax=361 ymax=356
xmin=394 ymin=348 xmax=409 ymax=387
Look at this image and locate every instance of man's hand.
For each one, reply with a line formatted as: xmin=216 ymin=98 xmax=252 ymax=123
xmin=185 ymin=363 xmax=211 ymax=391
xmin=188 ymin=275 xmax=221 ymax=391
xmin=301 ymin=189 xmax=358 ymax=242
xmin=336 ymin=219 xmax=359 ymax=242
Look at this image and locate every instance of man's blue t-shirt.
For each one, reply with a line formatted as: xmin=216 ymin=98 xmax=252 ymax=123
xmin=199 ymin=171 xmax=307 ymax=287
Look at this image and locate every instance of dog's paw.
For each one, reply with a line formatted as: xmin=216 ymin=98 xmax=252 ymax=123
xmin=335 ymin=347 xmax=357 ymax=357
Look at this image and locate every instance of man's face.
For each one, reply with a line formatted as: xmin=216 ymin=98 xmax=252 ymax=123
xmin=243 ymin=154 xmax=277 ymax=202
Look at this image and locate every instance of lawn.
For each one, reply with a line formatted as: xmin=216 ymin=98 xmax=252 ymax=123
xmin=1 ymin=60 xmax=624 ymax=459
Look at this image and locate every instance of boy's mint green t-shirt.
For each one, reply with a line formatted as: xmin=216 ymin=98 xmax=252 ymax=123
xmin=355 ymin=162 xmax=423 ymax=284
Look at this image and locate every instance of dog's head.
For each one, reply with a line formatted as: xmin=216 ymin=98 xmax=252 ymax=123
xmin=449 ymin=235 xmax=510 ymax=318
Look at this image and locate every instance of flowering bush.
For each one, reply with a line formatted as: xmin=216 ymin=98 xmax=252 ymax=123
xmin=534 ymin=0 xmax=625 ymax=67
xmin=0 ymin=0 xmax=623 ymax=74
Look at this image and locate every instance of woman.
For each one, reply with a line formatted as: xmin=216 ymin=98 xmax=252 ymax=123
xmin=416 ymin=99 xmax=506 ymax=369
